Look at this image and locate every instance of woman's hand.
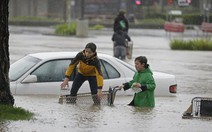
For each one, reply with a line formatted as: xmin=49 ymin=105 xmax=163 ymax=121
xmin=97 ymin=89 xmax=103 ymax=99
xmin=60 ymin=78 xmax=69 ymax=89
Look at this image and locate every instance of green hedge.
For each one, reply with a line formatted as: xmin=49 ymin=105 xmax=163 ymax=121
xmin=90 ymin=24 xmax=105 ymax=30
xmin=145 ymin=13 xmax=166 ymax=20
xmin=55 ymin=21 xmax=77 ymax=36
xmin=138 ymin=18 xmax=166 ymax=25
xmin=144 ymin=12 xmax=212 ymax=25
xmin=170 ymin=39 xmax=212 ymax=51
xmin=9 ymin=16 xmax=61 ymax=22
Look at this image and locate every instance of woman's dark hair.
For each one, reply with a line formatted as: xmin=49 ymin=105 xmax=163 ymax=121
xmin=135 ymin=56 xmax=149 ymax=68
xmin=85 ymin=42 xmax=96 ymax=52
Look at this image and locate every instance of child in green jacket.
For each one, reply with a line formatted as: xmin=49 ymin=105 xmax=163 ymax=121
xmin=121 ymin=56 xmax=156 ymax=107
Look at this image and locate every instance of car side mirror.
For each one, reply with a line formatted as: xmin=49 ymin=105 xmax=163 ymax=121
xmin=22 ymin=75 xmax=37 ymax=83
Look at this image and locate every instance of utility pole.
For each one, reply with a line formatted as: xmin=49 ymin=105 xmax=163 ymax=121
xmin=203 ymin=0 xmax=211 ymax=22
xmin=80 ymin=0 xmax=84 ymax=19
xmin=67 ymin=0 xmax=71 ymax=23
xmin=64 ymin=0 xmax=73 ymax=23
xmin=76 ymin=0 xmax=88 ymax=37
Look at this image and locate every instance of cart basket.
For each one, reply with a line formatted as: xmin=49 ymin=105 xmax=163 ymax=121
xmin=59 ymin=86 xmax=121 ymax=106
xmin=182 ymin=97 xmax=212 ymax=120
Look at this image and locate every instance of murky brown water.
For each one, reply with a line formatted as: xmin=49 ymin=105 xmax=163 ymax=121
xmin=2 ymin=28 xmax=212 ymax=131
xmin=2 ymin=94 xmax=212 ymax=132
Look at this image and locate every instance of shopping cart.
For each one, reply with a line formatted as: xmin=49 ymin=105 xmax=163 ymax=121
xmin=182 ymin=97 xmax=212 ymax=120
xmin=126 ymin=41 xmax=133 ymax=59
xmin=113 ymin=40 xmax=133 ymax=60
xmin=58 ymin=86 xmax=121 ymax=106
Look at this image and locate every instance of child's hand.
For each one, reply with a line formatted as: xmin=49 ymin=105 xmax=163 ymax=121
xmin=119 ymin=84 xmax=124 ymax=89
xmin=97 ymin=89 xmax=103 ymax=99
xmin=132 ymin=82 xmax=141 ymax=88
xmin=60 ymin=78 xmax=69 ymax=89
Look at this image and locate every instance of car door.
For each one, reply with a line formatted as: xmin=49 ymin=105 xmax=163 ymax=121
xmin=16 ymin=57 xmax=129 ymax=95
xmin=16 ymin=59 xmax=72 ymax=95
xmin=99 ymin=58 xmax=135 ymax=95
xmin=99 ymin=59 xmax=127 ymax=92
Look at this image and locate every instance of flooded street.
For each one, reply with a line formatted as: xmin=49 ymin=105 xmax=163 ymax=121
xmin=4 ymin=95 xmax=212 ymax=132
xmin=2 ymin=26 xmax=212 ymax=131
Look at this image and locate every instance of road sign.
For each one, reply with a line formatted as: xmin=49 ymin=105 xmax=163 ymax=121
xmin=178 ymin=0 xmax=189 ymax=6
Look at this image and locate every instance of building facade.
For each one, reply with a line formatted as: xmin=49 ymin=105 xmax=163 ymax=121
xmin=9 ymin=0 xmax=207 ymax=22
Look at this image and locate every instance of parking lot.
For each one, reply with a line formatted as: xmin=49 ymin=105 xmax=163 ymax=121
xmin=4 ymin=26 xmax=212 ymax=131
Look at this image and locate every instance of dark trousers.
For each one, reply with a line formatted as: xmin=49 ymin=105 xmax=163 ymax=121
xmin=70 ymin=73 xmax=98 ymax=96
xmin=114 ymin=45 xmax=126 ymax=60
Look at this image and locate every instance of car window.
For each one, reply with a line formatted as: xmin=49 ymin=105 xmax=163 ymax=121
xmin=9 ymin=56 xmax=41 ymax=81
xmin=116 ymin=58 xmax=136 ymax=72
xmin=31 ymin=59 xmax=73 ymax=82
xmin=100 ymin=60 xmax=108 ymax=79
xmin=100 ymin=59 xmax=120 ymax=79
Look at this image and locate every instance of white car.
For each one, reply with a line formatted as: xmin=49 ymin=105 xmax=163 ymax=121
xmin=9 ymin=52 xmax=177 ymax=96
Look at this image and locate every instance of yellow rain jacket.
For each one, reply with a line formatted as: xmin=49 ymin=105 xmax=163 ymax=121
xmin=65 ymin=50 xmax=103 ymax=89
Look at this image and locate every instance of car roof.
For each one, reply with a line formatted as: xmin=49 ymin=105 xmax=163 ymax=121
xmin=27 ymin=52 xmax=174 ymax=77
xmin=28 ymin=52 xmax=113 ymax=60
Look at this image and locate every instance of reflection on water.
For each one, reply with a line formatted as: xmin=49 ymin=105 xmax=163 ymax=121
xmin=4 ymin=95 xmax=212 ymax=132
xmin=148 ymin=50 xmax=212 ymax=96
xmin=0 ymin=122 xmax=10 ymax=132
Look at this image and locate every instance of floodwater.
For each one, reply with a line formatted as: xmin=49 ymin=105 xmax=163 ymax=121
xmin=1 ymin=26 xmax=212 ymax=132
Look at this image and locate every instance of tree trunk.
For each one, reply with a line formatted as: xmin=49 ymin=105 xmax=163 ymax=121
xmin=0 ymin=0 xmax=14 ymax=105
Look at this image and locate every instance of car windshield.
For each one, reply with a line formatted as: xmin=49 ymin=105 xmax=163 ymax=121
xmin=9 ymin=55 xmax=41 ymax=81
xmin=116 ymin=58 xmax=136 ymax=72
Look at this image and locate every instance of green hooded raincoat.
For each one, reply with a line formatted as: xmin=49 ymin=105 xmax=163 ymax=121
xmin=125 ymin=67 xmax=156 ymax=107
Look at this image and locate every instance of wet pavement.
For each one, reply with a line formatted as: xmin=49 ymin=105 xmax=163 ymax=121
xmin=2 ymin=26 xmax=212 ymax=131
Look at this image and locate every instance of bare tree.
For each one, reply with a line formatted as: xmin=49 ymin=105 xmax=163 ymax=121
xmin=0 ymin=0 xmax=14 ymax=105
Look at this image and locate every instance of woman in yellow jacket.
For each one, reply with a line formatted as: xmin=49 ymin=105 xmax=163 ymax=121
xmin=61 ymin=42 xmax=103 ymax=104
